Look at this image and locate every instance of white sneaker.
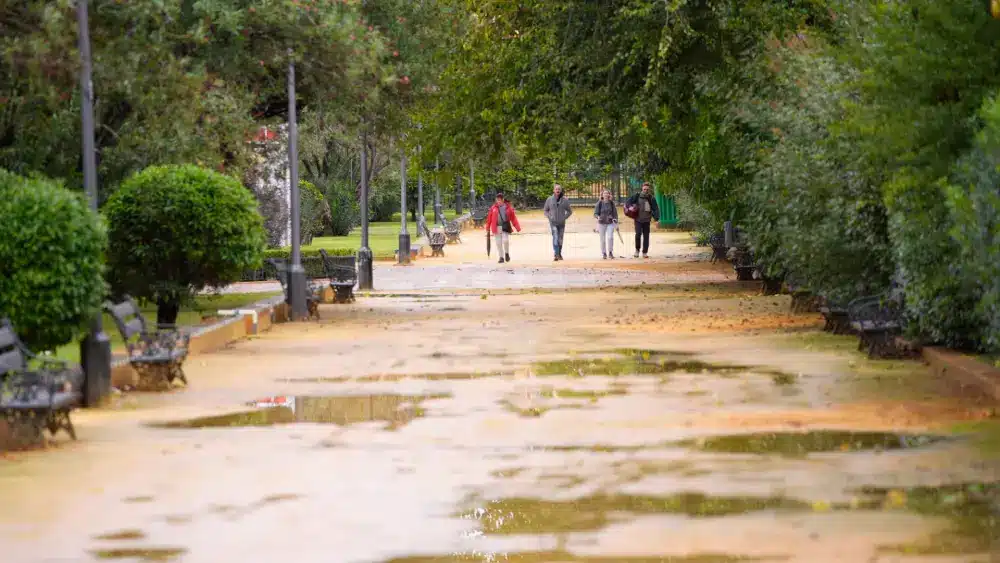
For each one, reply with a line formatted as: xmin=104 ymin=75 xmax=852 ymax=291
xmin=633 ymin=252 xmax=639 ymax=258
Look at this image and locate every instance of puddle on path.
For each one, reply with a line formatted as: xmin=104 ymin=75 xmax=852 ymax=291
xmin=461 ymin=493 xmax=811 ymax=534
xmin=859 ymin=481 xmax=1000 ymax=556
xmin=679 ymin=431 xmax=951 ymax=456
xmin=93 ymin=529 xmax=147 ymax=541
xmin=382 ymin=553 xmax=783 ymax=563
xmin=89 ymin=547 xmax=187 ymax=561
xmin=149 ymin=393 xmax=449 ymax=431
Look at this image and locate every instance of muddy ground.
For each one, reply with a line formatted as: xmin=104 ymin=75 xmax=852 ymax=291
xmin=1 ymin=211 xmax=998 ymax=563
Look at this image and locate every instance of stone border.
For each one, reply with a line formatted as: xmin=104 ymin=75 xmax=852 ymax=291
xmin=110 ymin=295 xmax=287 ymax=388
xmin=924 ymin=347 xmax=1000 ymax=401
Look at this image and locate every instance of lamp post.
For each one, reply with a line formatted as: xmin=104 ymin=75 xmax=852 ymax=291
xmin=433 ymin=157 xmax=443 ymax=225
xmin=358 ymin=129 xmax=374 ymax=290
xmin=76 ymin=0 xmax=111 ymax=408
xmin=469 ymin=160 xmax=476 ymax=207
xmin=455 ymin=174 xmax=463 ymax=214
xmin=397 ymin=148 xmax=410 ymax=265
xmin=286 ymin=48 xmax=308 ymax=320
xmin=417 ymin=145 xmax=424 ymax=221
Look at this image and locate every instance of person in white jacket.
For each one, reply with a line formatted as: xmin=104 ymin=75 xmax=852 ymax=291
xmin=593 ymin=189 xmax=619 ymax=259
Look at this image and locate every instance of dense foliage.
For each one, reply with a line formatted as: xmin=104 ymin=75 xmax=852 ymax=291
xmin=0 ymin=169 xmax=106 ymax=351
xmin=422 ymin=1 xmax=1000 ymax=353
xmin=104 ymin=165 xmax=266 ymax=325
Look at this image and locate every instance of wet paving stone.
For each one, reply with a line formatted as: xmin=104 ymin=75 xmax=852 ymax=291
xmin=857 ymin=481 xmax=1000 ymax=556
xmin=381 ymin=553 xmax=784 ymax=563
xmin=89 ymin=547 xmax=187 ymax=561
xmin=460 ymin=493 xmax=813 ymax=534
xmin=148 ymin=393 xmax=450 ymax=431
xmin=678 ymin=431 xmax=953 ymax=456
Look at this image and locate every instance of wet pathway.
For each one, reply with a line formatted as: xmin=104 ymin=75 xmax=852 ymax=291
xmin=2 ymin=212 xmax=998 ymax=563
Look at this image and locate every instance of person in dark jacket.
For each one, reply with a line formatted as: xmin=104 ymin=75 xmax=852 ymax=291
xmin=543 ymin=184 xmax=573 ymax=261
xmin=593 ymin=189 xmax=619 ymax=259
xmin=625 ymin=182 xmax=659 ymax=259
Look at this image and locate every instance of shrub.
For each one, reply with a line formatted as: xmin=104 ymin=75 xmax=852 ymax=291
xmin=0 ymin=169 xmax=107 ymax=351
xmin=299 ymin=180 xmax=330 ymax=245
xmin=104 ymin=164 xmax=267 ymax=326
xmin=324 ymin=180 xmax=359 ymax=236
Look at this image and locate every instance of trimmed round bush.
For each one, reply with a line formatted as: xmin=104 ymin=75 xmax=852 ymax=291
xmin=0 ymin=169 xmax=107 ymax=351
xmin=104 ymin=165 xmax=267 ymax=325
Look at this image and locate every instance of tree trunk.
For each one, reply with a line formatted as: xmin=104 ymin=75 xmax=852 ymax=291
xmin=156 ymin=298 xmax=181 ymax=328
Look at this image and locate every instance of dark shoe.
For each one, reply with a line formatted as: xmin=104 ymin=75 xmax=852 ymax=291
xmin=602 ymin=254 xmax=607 ymax=260
xmin=505 ymin=253 xmax=510 ymax=262
xmin=609 ymin=254 xmax=615 ymax=260
xmin=498 ymin=257 xmax=505 ymax=264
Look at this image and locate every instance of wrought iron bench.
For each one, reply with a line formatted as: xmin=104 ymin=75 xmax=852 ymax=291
xmin=848 ymin=288 xmax=906 ymax=359
xmin=418 ymin=216 xmax=446 ymax=257
xmin=471 ymin=202 xmax=489 ymax=228
xmin=444 ymin=219 xmax=463 ymax=244
xmin=732 ymin=248 xmax=757 ymax=281
xmin=267 ymin=258 xmax=322 ymax=320
xmin=105 ymin=298 xmax=192 ymax=389
xmin=0 ymin=319 xmax=82 ymax=446
xmin=318 ymin=250 xmax=358 ymax=304
xmin=819 ymin=296 xmax=852 ymax=335
xmin=708 ymin=232 xmax=728 ymax=263
xmin=756 ymin=263 xmax=784 ymax=295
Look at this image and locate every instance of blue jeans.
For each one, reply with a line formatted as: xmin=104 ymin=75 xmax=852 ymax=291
xmin=550 ymin=223 xmax=565 ymax=254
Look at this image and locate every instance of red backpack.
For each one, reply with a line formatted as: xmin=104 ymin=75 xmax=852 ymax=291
xmin=624 ymin=202 xmax=639 ymax=219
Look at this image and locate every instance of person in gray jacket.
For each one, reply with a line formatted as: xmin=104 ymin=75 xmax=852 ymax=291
xmin=593 ymin=189 xmax=618 ymax=259
xmin=543 ymin=184 xmax=573 ymax=261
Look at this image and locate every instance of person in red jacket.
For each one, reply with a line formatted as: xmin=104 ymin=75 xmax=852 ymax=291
xmin=485 ymin=192 xmax=521 ymax=263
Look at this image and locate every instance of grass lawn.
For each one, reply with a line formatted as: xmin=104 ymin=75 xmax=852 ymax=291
xmin=304 ymin=209 xmax=461 ymax=259
xmin=52 ymin=291 xmax=280 ymax=363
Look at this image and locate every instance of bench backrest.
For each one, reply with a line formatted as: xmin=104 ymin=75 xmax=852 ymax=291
xmin=318 ymin=250 xmax=357 ymax=284
xmin=105 ymin=298 xmax=150 ymax=353
xmin=0 ymin=318 xmax=28 ymax=379
xmin=266 ymin=258 xmax=290 ymax=297
xmin=417 ymin=216 xmax=431 ymax=238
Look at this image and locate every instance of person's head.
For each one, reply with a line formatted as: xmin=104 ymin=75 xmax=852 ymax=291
xmin=495 ymin=193 xmax=504 ymax=205
xmin=641 ymin=182 xmax=651 ymax=195
xmin=553 ymin=184 xmax=562 ymax=197
xmin=601 ymin=189 xmax=612 ymax=201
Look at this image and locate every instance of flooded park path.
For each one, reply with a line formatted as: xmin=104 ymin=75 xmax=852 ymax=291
xmin=1 ymin=212 xmax=998 ymax=562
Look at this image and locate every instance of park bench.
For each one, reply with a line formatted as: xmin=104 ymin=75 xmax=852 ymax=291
xmin=418 ymin=216 xmax=446 ymax=257
xmin=471 ymin=201 xmax=489 ymax=228
xmin=708 ymin=232 xmax=728 ymax=263
xmin=848 ymin=287 xmax=906 ymax=359
xmin=444 ymin=219 xmax=463 ymax=244
xmin=785 ymin=278 xmax=820 ymax=313
xmin=756 ymin=263 xmax=784 ymax=296
xmin=105 ymin=297 xmax=192 ymax=389
xmin=267 ymin=258 xmax=322 ymax=320
xmin=0 ymin=319 xmax=82 ymax=446
xmin=732 ymin=248 xmax=757 ymax=281
xmin=318 ymin=250 xmax=358 ymax=304
xmin=819 ymin=296 xmax=852 ymax=335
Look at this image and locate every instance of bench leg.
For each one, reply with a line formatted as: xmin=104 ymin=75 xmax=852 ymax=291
xmin=170 ymin=362 xmax=188 ymax=386
xmin=47 ymin=409 xmax=76 ymax=440
xmin=3 ymin=411 xmax=45 ymax=448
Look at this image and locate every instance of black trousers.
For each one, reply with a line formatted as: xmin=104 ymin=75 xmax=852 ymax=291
xmin=634 ymin=221 xmax=651 ymax=253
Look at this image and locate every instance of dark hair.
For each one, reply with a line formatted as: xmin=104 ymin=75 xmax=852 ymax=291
xmin=495 ymin=192 xmax=504 ymax=199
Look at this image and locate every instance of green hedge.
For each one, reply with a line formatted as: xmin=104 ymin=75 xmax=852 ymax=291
xmin=0 ymin=169 xmax=107 ymax=351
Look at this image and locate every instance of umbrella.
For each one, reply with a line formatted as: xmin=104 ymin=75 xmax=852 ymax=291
xmin=615 ymin=222 xmax=625 ymax=244
xmin=486 ymin=229 xmax=491 ymax=257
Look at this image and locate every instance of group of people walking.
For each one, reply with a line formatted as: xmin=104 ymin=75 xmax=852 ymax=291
xmin=484 ymin=182 xmax=660 ymax=262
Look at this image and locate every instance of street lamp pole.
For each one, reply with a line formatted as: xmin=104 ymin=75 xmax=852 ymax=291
xmin=358 ymin=128 xmax=374 ymax=290
xmin=397 ymin=148 xmax=410 ymax=265
xmin=417 ymin=145 xmax=424 ymax=221
xmin=76 ymin=0 xmax=111 ymax=408
xmin=469 ymin=160 xmax=476 ymax=205
xmin=286 ymin=48 xmax=307 ymax=320
xmin=433 ymin=157 xmax=443 ymax=225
